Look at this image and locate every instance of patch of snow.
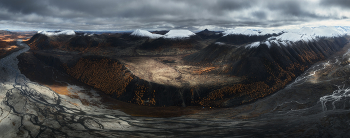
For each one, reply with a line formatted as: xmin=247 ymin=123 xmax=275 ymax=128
xmin=264 ymin=41 xmax=271 ymax=48
xmin=258 ymin=28 xmax=283 ymax=35
xmin=38 ymin=30 xmax=75 ymax=36
xmin=267 ymin=36 xmax=277 ymax=40
xmin=223 ymin=28 xmax=259 ymax=36
xmin=335 ymin=26 xmax=350 ymax=34
xmin=163 ymin=30 xmax=195 ymax=39
xmin=276 ymin=33 xmax=305 ymax=42
xmin=270 ymin=40 xmax=281 ymax=47
xmin=131 ymin=29 xmax=163 ymax=39
xmin=84 ymin=33 xmax=94 ymax=36
xmin=245 ymin=41 xmax=260 ymax=48
xmin=223 ymin=28 xmax=282 ymax=36
xmin=130 ymin=29 xmax=197 ymax=39
xmin=226 ymin=26 xmax=350 ymax=49
xmin=279 ymin=41 xmax=288 ymax=46
xmin=215 ymin=42 xmax=225 ymax=45
xmin=275 ymin=26 xmax=348 ymax=42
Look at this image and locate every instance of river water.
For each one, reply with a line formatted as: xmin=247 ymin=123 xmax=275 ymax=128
xmin=1 ymin=41 xmax=350 ymax=137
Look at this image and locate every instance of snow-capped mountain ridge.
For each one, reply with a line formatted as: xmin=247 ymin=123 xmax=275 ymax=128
xmin=222 ymin=28 xmax=282 ymax=36
xmin=230 ymin=26 xmax=350 ymax=48
xmin=38 ymin=30 xmax=75 ymax=36
xmin=131 ymin=29 xmax=195 ymax=39
xmin=131 ymin=29 xmax=163 ymax=39
xmin=163 ymin=30 xmax=195 ymax=39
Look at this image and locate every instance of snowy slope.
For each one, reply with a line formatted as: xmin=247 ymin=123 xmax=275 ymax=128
xmin=223 ymin=28 xmax=282 ymax=36
xmin=38 ymin=30 xmax=76 ymax=36
xmin=245 ymin=41 xmax=261 ymax=48
xmin=225 ymin=26 xmax=350 ymax=49
xmin=131 ymin=29 xmax=195 ymax=39
xmin=335 ymin=26 xmax=350 ymax=34
xmin=131 ymin=29 xmax=163 ymax=39
xmin=163 ymin=30 xmax=195 ymax=39
xmin=276 ymin=26 xmax=347 ymax=42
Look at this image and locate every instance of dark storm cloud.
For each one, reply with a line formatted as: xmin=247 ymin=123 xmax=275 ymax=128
xmin=180 ymin=0 xmax=254 ymax=15
xmin=320 ymin=0 xmax=350 ymax=8
xmin=252 ymin=11 xmax=267 ymax=19
xmin=268 ymin=1 xmax=312 ymax=18
xmin=0 ymin=0 xmax=348 ymax=30
xmin=0 ymin=0 xmax=53 ymax=16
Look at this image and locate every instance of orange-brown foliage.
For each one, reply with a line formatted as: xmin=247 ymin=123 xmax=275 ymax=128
xmin=66 ymin=58 xmax=133 ymax=97
xmin=192 ymin=66 xmax=217 ymax=74
xmin=28 ymin=38 xmax=44 ymax=50
xmin=132 ymin=84 xmax=156 ymax=106
xmin=196 ymin=59 xmax=302 ymax=107
xmin=49 ymin=41 xmax=64 ymax=49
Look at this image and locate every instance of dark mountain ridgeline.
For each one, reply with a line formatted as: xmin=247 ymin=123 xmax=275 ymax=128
xmin=184 ymin=36 xmax=348 ymax=106
xmin=139 ymin=36 xmax=203 ymax=51
xmin=151 ymin=30 xmax=169 ymax=35
xmin=216 ymin=33 xmax=280 ymax=45
xmin=195 ymin=29 xmax=223 ymax=39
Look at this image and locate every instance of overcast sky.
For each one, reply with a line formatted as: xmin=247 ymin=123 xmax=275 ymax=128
xmin=0 ymin=0 xmax=350 ymax=31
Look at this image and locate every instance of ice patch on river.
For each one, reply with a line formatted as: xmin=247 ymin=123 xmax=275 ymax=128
xmin=320 ymin=85 xmax=350 ymax=111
